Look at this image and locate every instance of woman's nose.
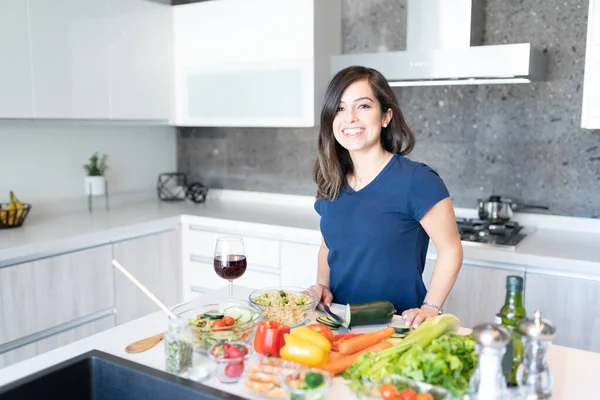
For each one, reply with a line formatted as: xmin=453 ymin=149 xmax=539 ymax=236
xmin=344 ymin=109 xmax=358 ymax=123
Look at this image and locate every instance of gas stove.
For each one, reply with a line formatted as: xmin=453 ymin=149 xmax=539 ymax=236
xmin=456 ymin=217 xmax=528 ymax=250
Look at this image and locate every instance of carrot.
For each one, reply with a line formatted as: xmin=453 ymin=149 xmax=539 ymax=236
xmin=338 ymin=326 xmax=395 ymax=355
xmin=331 ymin=333 xmax=364 ymax=351
xmin=318 ymin=340 xmax=392 ymax=375
xmin=328 ymin=352 xmax=346 ymax=362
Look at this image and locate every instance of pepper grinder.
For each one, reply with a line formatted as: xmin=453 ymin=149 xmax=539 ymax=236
xmin=469 ymin=323 xmax=511 ymax=399
xmin=516 ymin=310 xmax=556 ymax=399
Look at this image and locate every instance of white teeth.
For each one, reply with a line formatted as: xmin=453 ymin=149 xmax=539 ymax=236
xmin=342 ymin=128 xmax=364 ymax=136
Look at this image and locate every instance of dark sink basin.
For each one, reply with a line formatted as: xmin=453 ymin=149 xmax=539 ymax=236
xmin=0 ymin=350 xmax=245 ymax=400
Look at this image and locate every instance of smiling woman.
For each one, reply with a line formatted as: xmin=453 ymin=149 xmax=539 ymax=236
xmin=310 ymin=66 xmax=464 ymax=329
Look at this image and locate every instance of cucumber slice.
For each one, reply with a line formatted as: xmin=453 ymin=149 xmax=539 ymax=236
xmin=390 ymin=333 xmax=407 ymax=339
xmin=389 ymin=324 xmax=411 ymax=334
xmin=316 ymin=316 xmax=340 ymax=329
xmin=202 ymin=312 xmax=224 ymax=320
xmin=223 ymin=306 xmax=253 ymax=324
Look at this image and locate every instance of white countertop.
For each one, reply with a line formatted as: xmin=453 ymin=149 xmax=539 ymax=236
xmin=1 ymin=285 xmax=598 ymax=399
xmin=1 ymin=189 xmax=600 ymax=279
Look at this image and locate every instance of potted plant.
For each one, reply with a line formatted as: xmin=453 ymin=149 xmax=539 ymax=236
xmin=83 ymin=152 xmax=108 ymax=196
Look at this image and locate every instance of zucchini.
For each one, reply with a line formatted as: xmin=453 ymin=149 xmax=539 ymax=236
xmin=202 ymin=311 xmax=224 ymax=320
xmin=389 ymin=324 xmax=411 ymax=334
xmin=343 ymin=300 xmax=396 ymax=328
xmin=316 ymin=316 xmax=341 ymax=330
xmin=223 ymin=306 xmax=253 ymax=324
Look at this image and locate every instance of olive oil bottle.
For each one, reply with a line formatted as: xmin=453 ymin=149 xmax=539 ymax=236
xmin=495 ymin=275 xmax=527 ymax=387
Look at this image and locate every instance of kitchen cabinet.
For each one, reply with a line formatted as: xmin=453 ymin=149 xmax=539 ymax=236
xmin=524 ymin=272 xmax=600 ymax=352
xmin=181 ymin=224 xmax=281 ymax=301
xmin=0 ymin=245 xmax=114 ymax=367
xmin=0 ymin=314 xmax=115 ymax=369
xmin=26 ymin=0 xmax=172 ymax=120
xmin=28 ymin=0 xmax=112 ymax=119
xmin=172 ymin=0 xmax=342 ymax=127
xmin=423 ymin=259 xmax=525 ymax=329
xmin=0 ymin=0 xmax=34 ymax=118
xmin=280 ymin=241 xmax=320 ymax=288
xmin=582 ymin=0 xmax=600 ymax=129
xmin=104 ymin=0 xmax=173 ymax=120
xmin=112 ymin=229 xmax=183 ymax=325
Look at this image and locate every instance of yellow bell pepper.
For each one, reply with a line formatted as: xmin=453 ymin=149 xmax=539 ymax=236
xmin=280 ymin=333 xmax=329 ymax=367
xmin=290 ymin=326 xmax=332 ymax=353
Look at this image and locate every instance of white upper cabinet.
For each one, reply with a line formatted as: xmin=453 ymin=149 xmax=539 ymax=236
xmin=105 ymin=0 xmax=173 ymax=121
xmin=2 ymin=0 xmax=172 ymax=121
xmin=28 ymin=0 xmax=112 ymax=119
xmin=172 ymin=0 xmax=342 ymax=127
xmin=582 ymin=0 xmax=600 ymax=129
xmin=0 ymin=0 xmax=34 ymax=118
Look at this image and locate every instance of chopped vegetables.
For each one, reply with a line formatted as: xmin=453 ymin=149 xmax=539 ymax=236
xmin=253 ymin=290 xmax=311 ymax=307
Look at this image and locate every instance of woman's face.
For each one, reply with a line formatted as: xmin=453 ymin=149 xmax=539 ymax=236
xmin=332 ymin=79 xmax=392 ymax=154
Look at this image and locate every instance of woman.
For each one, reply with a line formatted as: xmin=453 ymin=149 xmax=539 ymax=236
xmin=309 ymin=66 xmax=463 ymax=329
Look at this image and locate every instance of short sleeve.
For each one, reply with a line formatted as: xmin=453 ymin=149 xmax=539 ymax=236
xmin=407 ymin=164 xmax=450 ymax=221
xmin=314 ymin=199 xmax=322 ymax=216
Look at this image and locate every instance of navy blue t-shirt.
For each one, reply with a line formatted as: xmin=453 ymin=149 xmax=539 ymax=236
xmin=314 ymin=154 xmax=450 ymax=314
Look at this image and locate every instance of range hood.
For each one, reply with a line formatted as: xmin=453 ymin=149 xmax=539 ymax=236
xmin=331 ymin=0 xmax=548 ymax=87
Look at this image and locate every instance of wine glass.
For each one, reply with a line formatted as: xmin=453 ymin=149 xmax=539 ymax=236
xmin=214 ymin=236 xmax=247 ymax=297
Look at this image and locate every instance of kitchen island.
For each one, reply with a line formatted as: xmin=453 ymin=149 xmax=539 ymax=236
xmin=1 ymin=285 xmax=599 ymax=399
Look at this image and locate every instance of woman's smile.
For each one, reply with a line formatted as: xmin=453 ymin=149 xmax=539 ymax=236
xmin=341 ymin=127 xmax=365 ymax=137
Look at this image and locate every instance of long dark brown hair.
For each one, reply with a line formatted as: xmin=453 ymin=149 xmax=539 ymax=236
xmin=312 ymin=65 xmax=415 ymax=200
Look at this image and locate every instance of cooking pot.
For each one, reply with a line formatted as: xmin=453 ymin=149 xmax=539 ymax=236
xmin=477 ymin=195 xmax=549 ymax=223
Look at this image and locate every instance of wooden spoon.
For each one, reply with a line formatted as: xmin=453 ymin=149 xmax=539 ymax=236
xmin=125 ymin=333 xmax=164 ymax=353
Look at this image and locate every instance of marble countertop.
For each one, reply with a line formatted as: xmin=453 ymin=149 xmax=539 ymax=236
xmin=1 ymin=189 xmax=600 ymax=279
xmin=0 ymin=285 xmax=598 ymax=399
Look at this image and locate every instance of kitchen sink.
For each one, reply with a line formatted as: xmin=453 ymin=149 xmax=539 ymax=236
xmin=0 ymin=350 xmax=245 ymax=400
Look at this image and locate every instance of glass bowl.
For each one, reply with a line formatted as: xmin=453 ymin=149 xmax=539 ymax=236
xmin=248 ymin=286 xmax=318 ymax=328
xmin=354 ymin=374 xmax=453 ymax=400
xmin=281 ymin=368 xmax=332 ymax=400
xmin=208 ymin=341 xmax=253 ymax=384
xmin=170 ymin=298 xmax=262 ymax=354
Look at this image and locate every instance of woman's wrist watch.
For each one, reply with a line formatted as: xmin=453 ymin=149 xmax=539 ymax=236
xmin=422 ymin=301 xmax=444 ymax=315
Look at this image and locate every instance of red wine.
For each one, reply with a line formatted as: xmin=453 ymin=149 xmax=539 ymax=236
xmin=214 ymin=255 xmax=247 ymax=280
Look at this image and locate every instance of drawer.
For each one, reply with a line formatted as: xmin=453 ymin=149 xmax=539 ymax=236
xmin=183 ymin=227 xmax=280 ymax=270
xmin=183 ymin=260 xmax=281 ymax=297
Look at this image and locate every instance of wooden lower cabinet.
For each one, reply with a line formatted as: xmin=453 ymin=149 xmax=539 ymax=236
xmin=0 ymin=312 xmax=115 ymax=369
xmin=524 ymin=272 xmax=600 ymax=353
xmin=423 ymin=259 xmax=525 ymax=329
xmin=113 ymin=229 xmax=182 ymax=325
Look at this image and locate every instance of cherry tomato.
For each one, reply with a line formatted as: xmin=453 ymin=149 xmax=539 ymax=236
xmin=225 ymin=361 xmax=245 ymax=378
xmin=307 ymin=323 xmax=334 ymax=343
xmin=221 ymin=316 xmax=236 ymax=326
xmin=415 ymin=393 xmax=434 ymax=400
xmin=379 ymin=383 xmax=399 ymax=400
xmin=211 ymin=319 xmax=227 ymax=329
xmin=398 ymin=388 xmax=418 ymax=400
xmin=227 ymin=344 xmax=249 ymax=358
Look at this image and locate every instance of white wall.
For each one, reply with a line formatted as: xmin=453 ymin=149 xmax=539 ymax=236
xmin=0 ymin=121 xmax=176 ymax=207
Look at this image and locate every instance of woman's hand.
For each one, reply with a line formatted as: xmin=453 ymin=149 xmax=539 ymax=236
xmin=308 ymin=283 xmax=333 ymax=306
xmin=401 ymin=306 xmax=439 ymax=329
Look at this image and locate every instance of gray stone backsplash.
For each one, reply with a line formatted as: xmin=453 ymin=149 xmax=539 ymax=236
xmin=175 ymin=0 xmax=600 ymax=218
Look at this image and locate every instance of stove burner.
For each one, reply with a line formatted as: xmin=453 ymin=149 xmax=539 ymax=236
xmin=456 ymin=218 xmax=527 ymax=248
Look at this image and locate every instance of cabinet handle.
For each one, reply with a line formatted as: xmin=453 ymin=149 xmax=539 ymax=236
xmin=0 ymin=308 xmax=116 ymax=354
xmin=190 ymin=285 xmax=209 ymax=293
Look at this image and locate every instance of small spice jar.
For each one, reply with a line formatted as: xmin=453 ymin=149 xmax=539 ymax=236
xmin=164 ymin=317 xmax=193 ymax=375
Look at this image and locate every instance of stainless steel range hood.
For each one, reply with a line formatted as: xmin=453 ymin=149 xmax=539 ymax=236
xmin=331 ymin=0 xmax=548 ymax=87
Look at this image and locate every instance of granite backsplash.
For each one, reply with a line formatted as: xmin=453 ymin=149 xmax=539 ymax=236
xmin=175 ymin=0 xmax=600 ymax=218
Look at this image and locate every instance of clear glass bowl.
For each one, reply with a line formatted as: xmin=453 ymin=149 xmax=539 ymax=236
xmin=281 ymin=368 xmax=332 ymax=400
xmin=354 ymin=374 xmax=454 ymax=400
xmin=170 ymin=298 xmax=262 ymax=354
xmin=208 ymin=341 xmax=253 ymax=384
xmin=248 ymin=286 xmax=318 ymax=328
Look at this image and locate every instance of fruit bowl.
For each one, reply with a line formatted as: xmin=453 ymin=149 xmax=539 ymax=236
xmin=170 ymin=298 xmax=262 ymax=354
xmin=0 ymin=203 xmax=32 ymax=229
xmin=248 ymin=286 xmax=318 ymax=328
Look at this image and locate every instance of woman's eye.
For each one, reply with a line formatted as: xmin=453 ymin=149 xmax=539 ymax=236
xmin=358 ymin=104 xmax=370 ymax=109
xmin=336 ymin=106 xmax=344 ymax=112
